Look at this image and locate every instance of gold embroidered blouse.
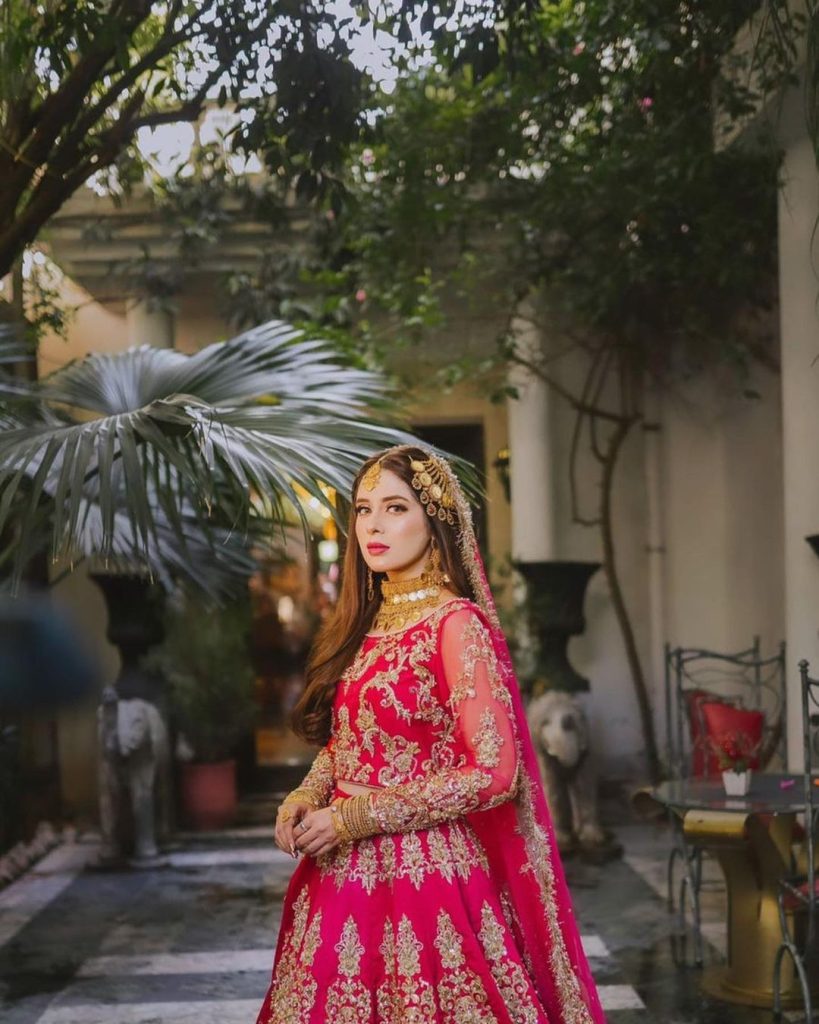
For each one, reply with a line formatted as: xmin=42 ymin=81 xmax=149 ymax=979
xmin=294 ymin=599 xmax=520 ymax=835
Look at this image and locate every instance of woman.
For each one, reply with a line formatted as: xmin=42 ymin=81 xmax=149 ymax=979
xmin=256 ymin=445 xmax=605 ymax=1023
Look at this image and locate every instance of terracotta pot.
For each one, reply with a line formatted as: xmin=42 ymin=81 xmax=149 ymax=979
xmin=179 ymin=759 xmax=237 ymax=830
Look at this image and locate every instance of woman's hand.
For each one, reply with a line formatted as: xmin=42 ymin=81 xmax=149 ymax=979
xmin=274 ymin=800 xmax=311 ymax=857
xmin=293 ymin=807 xmax=340 ymax=858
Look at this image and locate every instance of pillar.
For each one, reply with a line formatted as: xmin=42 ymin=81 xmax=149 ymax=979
xmin=779 ymin=134 xmax=819 ymax=766
xmin=506 ymin=308 xmax=557 ymax=560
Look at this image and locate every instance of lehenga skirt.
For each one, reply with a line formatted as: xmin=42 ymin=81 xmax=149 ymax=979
xmin=255 ymin=812 xmax=552 ymax=1024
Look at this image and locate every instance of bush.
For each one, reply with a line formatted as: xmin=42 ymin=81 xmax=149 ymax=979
xmin=153 ymin=595 xmax=257 ymax=763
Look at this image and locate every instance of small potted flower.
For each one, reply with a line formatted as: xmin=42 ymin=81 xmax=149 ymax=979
xmin=712 ymin=734 xmax=758 ymax=796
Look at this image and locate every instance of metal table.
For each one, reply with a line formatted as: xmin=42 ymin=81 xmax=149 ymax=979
xmin=634 ymin=772 xmax=813 ymax=1007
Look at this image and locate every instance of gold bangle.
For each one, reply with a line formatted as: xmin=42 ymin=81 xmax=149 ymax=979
xmin=283 ymin=788 xmax=323 ymax=810
xmin=330 ymin=800 xmax=353 ymax=844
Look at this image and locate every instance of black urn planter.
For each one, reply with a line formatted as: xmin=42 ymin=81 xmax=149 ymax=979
xmin=515 ymin=560 xmax=601 ymax=694
xmin=90 ymin=573 xmax=166 ymax=701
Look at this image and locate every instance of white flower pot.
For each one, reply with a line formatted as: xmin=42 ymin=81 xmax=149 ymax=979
xmin=722 ymin=769 xmax=751 ymax=796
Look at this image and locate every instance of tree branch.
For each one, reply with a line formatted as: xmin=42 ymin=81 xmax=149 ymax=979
xmin=0 ymin=1 xmax=154 ymax=214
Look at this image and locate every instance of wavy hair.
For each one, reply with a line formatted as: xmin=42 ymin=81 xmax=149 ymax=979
xmin=291 ymin=446 xmax=475 ymax=745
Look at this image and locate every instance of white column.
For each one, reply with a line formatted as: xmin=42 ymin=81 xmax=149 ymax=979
xmin=779 ymin=134 xmax=819 ymax=767
xmin=506 ymin=308 xmax=556 ymax=561
xmin=125 ymin=297 xmax=175 ymax=349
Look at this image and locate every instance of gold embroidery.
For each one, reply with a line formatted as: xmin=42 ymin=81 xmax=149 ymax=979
xmin=266 ymin=889 xmax=322 ymax=1022
xmin=473 ymin=707 xmax=505 ymax=768
xmin=292 ymin=744 xmax=334 ymax=808
xmin=325 ymin=916 xmax=372 ymax=1022
xmin=449 ymin=821 xmax=489 ymax=878
xmin=478 ymin=902 xmax=541 ymax=1024
xmin=375 ymin=731 xmax=422 ymax=787
xmin=434 ymin=910 xmax=498 ymax=1022
xmin=500 ymin=887 xmax=536 ymax=975
xmin=427 ymin=827 xmax=456 ymax=883
xmin=371 ymin=766 xmax=496 ymax=834
xmin=348 ymin=838 xmax=379 ymax=894
xmin=398 ymin=832 xmax=426 ymax=888
xmin=377 ymin=917 xmax=436 ymax=1023
xmin=318 ymin=823 xmax=490 ymax=891
xmin=334 ymin=705 xmax=375 ymax=785
xmin=517 ymin=772 xmax=594 ymax=1024
xmin=453 ymin=614 xmax=513 ymax=709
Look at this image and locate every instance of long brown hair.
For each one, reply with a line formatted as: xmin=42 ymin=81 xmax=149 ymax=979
xmin=291 ymin=446 xmax=475 ymax=745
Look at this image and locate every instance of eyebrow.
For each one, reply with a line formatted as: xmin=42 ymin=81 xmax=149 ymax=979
xmin=355 ymin=494 xmax=410 ymax=503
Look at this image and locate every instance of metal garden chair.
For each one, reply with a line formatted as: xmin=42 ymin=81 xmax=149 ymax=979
xmin=664 ymin=637 xmax=786 ymax=965
xmin=773 ymin=659 xmax=819 ymax=1021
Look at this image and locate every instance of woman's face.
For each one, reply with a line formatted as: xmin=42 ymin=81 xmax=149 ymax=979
xmin=354 ymin=467 xmax=431 ymax=581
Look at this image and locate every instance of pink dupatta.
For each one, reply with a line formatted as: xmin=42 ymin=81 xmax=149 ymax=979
xmin=434 ymin=450 xmax=605 ymax=1024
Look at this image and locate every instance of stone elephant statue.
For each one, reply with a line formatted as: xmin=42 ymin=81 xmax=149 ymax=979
xmin=527 ymin=689 xmax=621 ymax=862
xmin=97 ymin=687 xmax=171 ymax=866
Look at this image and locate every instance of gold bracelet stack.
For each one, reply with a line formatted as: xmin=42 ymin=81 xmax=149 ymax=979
xmin=283 ymin=787 xmax=324 ymax=811
xmin=340 ymin=794 xmax=376 ymax=840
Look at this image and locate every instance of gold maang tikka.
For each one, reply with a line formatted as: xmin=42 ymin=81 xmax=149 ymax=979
xmin=361 ymin=457 xmax=383 ymax=492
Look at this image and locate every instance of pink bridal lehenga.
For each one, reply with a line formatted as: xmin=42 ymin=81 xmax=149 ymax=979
xmin=255 ymin=591 xmax=605 ymax=1024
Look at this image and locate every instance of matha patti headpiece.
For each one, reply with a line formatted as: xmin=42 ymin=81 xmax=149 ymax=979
xmin=361 ymin=458 xmax=383 ymax=491
xmin=409 ymin=455 xmax=457 ymax=526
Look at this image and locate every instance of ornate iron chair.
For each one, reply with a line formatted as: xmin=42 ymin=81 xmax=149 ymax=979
xmin=664 ymin=637 xmax=787 ymax=965
xmin=773 ymin=659 xmax=819 ymax=1021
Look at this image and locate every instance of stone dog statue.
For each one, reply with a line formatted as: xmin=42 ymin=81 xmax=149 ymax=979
xmin=527 ymin=690 xmax=618 ymax=861
xmin=97 ymin=687 xmax=171 ymax=867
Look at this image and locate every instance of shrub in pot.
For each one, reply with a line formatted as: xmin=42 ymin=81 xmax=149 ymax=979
xmin=151 ymin=596 xmax=257 ymax=830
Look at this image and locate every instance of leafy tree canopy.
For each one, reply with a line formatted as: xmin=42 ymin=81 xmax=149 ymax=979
xmin=325 ymin=0 xmax=790 ymax=384
xmin=0 ymin=0 xmax=476 ymax=283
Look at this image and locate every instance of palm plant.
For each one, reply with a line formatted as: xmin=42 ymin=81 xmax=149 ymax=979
xmin=0 ymin=319 xmax=418 ymax=593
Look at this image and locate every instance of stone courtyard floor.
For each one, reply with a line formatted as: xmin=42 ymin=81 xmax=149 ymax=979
xmin=0 ymin=818 xmax=801 ymax=1023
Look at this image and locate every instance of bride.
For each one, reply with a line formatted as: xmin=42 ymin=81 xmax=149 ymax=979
xmin=255 ymin=445 xmax=605 ymax=1024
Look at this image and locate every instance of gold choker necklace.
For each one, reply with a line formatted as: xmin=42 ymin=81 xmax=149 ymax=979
xmin=371 ymin=574 xmax=443 ymax=634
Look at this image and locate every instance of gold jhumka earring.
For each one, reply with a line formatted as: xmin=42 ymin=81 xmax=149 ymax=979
xmin=367 ymin=568 xmax=375 ymax=602
xmin=426 ymin=536 xmax=448 ymax=589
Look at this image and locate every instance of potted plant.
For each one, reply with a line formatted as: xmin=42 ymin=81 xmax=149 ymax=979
xmin=712 ymin=734 xmax=758 ymax=796
xmin=151 ymin=595 xmax=257 ymax=830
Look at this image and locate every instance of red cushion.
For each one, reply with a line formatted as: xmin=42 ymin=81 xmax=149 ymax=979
xmin=685 ymin=689 xmax=717 ymax=777
xmin=698 ymin=701 xmax=765 ymax=777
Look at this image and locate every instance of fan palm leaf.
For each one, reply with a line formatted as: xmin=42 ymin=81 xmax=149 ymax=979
xmin=0 ymin=320 xmax=434 ymax=590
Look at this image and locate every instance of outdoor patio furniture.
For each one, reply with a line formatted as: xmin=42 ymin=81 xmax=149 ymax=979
xmin=773 ymin=659 xmax=819 ymax=1021
xmin=634 ymin=773 xmax=807 ymax=1007
xmin=663 ymin=638 xmax=787 ymax=964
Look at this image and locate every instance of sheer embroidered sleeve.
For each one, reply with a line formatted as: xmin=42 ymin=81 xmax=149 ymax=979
xmin=366 ymin=606 xmax=519 ymax=834
xmin=284 ymin=742 xmax=334 ymax=810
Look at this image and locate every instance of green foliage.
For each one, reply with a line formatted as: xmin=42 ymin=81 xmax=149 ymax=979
xmin=0 ymin=320 xmax=417 ymax=593
xmin=323 ymin=1 xmax=791 ymax=383
xmin=152 ymin=594 xmax=257 ymax=763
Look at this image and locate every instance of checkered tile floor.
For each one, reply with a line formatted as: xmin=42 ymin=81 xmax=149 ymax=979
xmin=0 ymin=821 xmax=796 ymax=1023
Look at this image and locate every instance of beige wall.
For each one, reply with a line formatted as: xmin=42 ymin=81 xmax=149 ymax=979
xmin=662 ymin=369 xmax=785 ymax=655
